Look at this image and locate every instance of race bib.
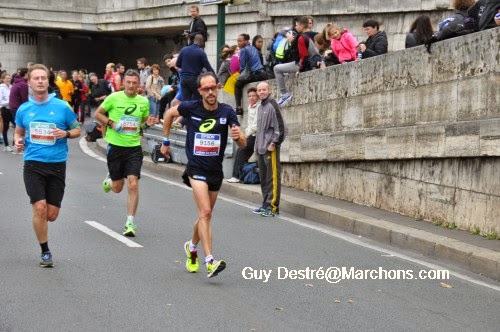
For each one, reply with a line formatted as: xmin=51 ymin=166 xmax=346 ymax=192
xmin=30 ymin=122 xmax=56 ymax=145
xmin=193 ymin=132 xmax=221 ymax=156
xmin=119 ymin=115 xmax=140 ymax=135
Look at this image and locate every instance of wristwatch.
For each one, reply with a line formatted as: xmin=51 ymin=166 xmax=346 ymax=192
xmin=66 ymin=130 xmax=71 ymax=138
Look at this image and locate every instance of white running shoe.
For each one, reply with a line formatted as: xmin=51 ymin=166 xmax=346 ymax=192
xmin=226 ymin=177 xmax=240 ymax=183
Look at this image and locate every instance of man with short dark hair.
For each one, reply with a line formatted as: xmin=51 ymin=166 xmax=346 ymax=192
xmin=14 ymin=64 xmax=81 ymax=267
xmin=94 ymin=69 xmax=156 ymax=237
xmin=184 ymin=5 xmax=207 ymax=45
xmin=137 ymin=57 xmax=150 ymax=96
xmin=273 ymin=16 xmax=311 ymax=107
xmin=176 ymin=34 xmax=215 ymax=101
xmin=161 ymin=72 xmax=246 ymax=278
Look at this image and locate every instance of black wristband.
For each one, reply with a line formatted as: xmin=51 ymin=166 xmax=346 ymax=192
xmin=66 ymin=130 xmax=71 ymax=138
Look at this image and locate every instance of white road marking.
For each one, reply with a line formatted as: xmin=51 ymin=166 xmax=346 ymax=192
xmin=85 ymin=221 xmax=143 ymax=248
xmin=81 ymin=139 xmax=500 ymax=292
xmin=79 ymin=138 xmax=107 ymax=162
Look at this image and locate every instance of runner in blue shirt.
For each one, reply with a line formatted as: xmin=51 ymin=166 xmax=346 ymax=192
xmin=14 ymin=64 xmax=81 ymax=268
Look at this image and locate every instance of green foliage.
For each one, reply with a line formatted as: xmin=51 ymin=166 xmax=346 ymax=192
xmin=433 ymin=217 xmax=443 ymax=226
xmin=485 ymin=232 xmax=498 ymax=240
xmin=470 ymin=226 xmax=481 ymax=235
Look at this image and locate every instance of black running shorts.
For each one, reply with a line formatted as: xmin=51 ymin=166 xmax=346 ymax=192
xmin=106 ymin=144 xmax=143 ymax=180
xmin=182 ymin=165 xmax=224 ymax=192
xmin=23 ymin=161 xmax=66 ymax=207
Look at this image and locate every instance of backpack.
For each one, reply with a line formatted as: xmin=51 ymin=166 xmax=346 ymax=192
xmin=151 ymin=143 xmax=172 ymax=163
xmin=435 ymin=11 xmax=476 ymax=41
xmin=239 ymin=162 xmax=260 ymax=184
xmin=274 ymin=36 xmax=290 ymax=62
xmin=84 ymin=122 xmax=103 ymax=142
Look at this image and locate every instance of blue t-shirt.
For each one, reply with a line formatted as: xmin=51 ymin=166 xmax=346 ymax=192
xmin=15 ymin=93 xmax=77 ymax=163
xmin=178 ymin=100 xmax=240 ymax=171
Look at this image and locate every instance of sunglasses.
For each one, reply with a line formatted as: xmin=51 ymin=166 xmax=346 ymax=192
xmin=198 ymin=84 xmax=219 ymax=93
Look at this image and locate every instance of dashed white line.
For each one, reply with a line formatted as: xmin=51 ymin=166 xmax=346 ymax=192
xmin=85 ymin=220 xmax=143 ymax=248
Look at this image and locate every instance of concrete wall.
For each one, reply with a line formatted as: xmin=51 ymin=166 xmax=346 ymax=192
xmin=269 ymin=28 xmax=500 ymax=235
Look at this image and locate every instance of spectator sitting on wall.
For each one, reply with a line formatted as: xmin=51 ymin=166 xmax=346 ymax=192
xmin=406 ymin=15 xmax=435 ymax=48
xmin=252 ymin=35 xmax=265 ymax=66
xmin=357 ymin=19 xmax=388 ymax=59
xmin=329 ymin=24 xmax=358 ymax=64
xmin=217 ymin=45 xmax=237 ymax=86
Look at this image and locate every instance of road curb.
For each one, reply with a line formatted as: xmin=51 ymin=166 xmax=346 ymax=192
xmin=93 ymin=139 xmax=500 ymax=281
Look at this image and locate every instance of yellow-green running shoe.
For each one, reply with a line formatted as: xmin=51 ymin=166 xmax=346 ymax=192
xmin=123 ymin=221 xmax=136 ymax=237
xmin=207 ymin=259 xmax=226 ymax=278
xmin=102 ymin=173 xmax=111 ymax=193
xmin=184 ymin=241 xmax=199 ymax=273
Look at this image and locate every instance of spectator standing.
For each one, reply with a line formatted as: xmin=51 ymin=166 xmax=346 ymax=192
xmin=95 ymin=69 xmax=156 ymax=237
xmin=88 ymin=72 xmax=110 ymax=107
xmin=406 ymin=15 xmax=434 ymax=48
xmin=145 ymin=64 xmax=164 ymax=121
xmin=357 ymin=19 xmax=388 ymax=59
xmin=176 ymin=34 xmax=215 ymax=101
xmin=252 ymin=82 xmax=287 ymax=217
xmin=161 ymin=72 xmax=246 ymax=278
xmin=48 ymin=70 xmax=61 ymax=99
xmin=137 ymin=57 xmax=151 ymax=96
xmin=55 ymin=70 xmax=74 ymax=105
xmin=79 ymin=73 xmax=90 ymax=119
xmin=159 ymin=53 xmax=181 ymax=120
xmin=70 ymin=70 xmax=83 ymax=123
xmin=0 ymin=72 xmax=13 ymax=151
xmin=227 ymin=87 xmax=260 ymax=183
xmin=13 ymin=64 xmax=81 ymax=267
xmin=8 ymin=67 xmax=29 ymax=154
xmin=104 ymin=63 xmax=122 ymax=93
xmin=184 ymin=5 xmax=208 ymax=45
xmin=329 ymin=24 xmax=358 ymax=63
xmin=116 ymin=63 xmax=126 ymax=83
xmin=234 ymin=33 xmax=267 ymax=116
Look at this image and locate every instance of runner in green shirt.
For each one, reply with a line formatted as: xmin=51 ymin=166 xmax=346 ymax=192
xmin=95 ymin=69 xmax=155 ymax=237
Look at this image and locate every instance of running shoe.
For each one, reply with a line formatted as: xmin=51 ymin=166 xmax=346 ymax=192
xmin=4 ymin=146 xmax=13 ymax=152
xmin=252 ymin=206 xmax=266 ymax=214
xmin=184 ymin=241 xmax=199 ymax=273
xmin=226 ymin=177 xmax=240 ymax=183
xmin=261 ymin=208 xmax=277 ymax=217
xmin=40 ymin=251 xmax=53 ymax=268
xmin=123 ymin=221 xmax=136 ymax=237
xmin=102 ymin=173 xmax=111 ymax=193
xmin=207 ymin=259 xmax=226 ymax=278
xmin=277 ymin=92 xmax=293 ymax=106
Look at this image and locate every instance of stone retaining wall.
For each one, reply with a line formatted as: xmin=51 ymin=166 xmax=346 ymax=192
xmin=271 ymin=28 xmax=500 ymax=235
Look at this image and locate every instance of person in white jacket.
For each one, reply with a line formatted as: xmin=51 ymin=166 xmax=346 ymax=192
xmin=0 ymin=72 xmax=13 ymax=151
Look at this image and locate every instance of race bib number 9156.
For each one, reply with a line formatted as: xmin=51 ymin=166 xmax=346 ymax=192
xmin=193 ymin=132 xmax=221 ymax=156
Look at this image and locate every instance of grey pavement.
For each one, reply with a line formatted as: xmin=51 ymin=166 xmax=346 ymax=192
xmin=93 ymin=137 xmax=500 ymax=282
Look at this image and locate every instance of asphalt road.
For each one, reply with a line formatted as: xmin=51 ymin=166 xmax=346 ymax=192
xmin=1 ymin=138 xmax=499 ymax=331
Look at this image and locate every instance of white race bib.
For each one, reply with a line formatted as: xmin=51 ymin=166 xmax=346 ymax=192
xmin=193 ymin=132 xmax=221 ymax=156
xmin=30 ymin=122 xmax=56 ymax=145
